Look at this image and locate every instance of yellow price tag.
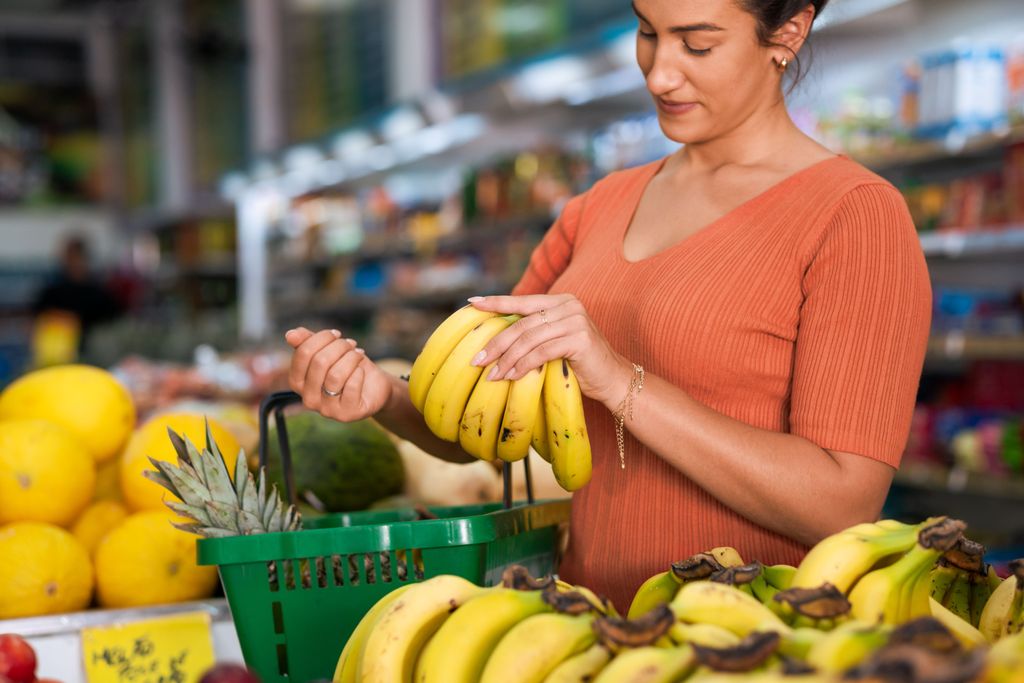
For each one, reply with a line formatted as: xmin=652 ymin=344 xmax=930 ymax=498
xmin=81 ymin=612 xmax=215 ymax=683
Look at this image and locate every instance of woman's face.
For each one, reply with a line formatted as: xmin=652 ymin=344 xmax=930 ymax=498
xmin=634 ymin=0 xmax=782 ymax=145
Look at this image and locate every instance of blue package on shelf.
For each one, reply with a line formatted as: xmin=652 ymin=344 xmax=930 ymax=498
xmin=917 ymin=44 xmax=1007 ymax=141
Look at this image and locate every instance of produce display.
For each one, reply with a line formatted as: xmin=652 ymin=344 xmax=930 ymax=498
xmin=409 ymin=305 xmax=591 ymax=491
xmin=333 ymin=518 xmax=1024 ymax=683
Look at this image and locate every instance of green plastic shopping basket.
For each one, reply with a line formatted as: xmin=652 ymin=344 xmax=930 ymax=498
xmin=196 ymin=391 xmax=570 ymax=683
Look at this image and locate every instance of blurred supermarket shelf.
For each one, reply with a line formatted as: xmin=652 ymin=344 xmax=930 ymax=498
xmin=927 ymin=333 xmax=1024 ymax=362
xmin=919 ymin=227 xmax=1024 ymax=258
xmin=854 ymin=124 xmax=1024 ymax=176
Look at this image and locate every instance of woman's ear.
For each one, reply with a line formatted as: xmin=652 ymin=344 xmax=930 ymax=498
xmin=773 ymin=4 xmax=816 ymax=59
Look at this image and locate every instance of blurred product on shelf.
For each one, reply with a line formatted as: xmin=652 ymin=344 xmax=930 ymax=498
xmin=917 ymin=42 xmax=1008 ymax=140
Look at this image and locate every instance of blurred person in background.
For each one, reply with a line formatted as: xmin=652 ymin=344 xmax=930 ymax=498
xmin=31 ymin=234 xmax=122 ymax=365
xmin=284 ymin=0 xmax=932 ymax=611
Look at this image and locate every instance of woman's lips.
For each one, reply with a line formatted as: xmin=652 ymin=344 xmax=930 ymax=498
xmin=657 ymin=98 xmax=698 ymax=116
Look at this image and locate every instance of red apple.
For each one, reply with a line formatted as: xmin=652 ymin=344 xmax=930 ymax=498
xmin=0 ymin=635 xmax=36 ymax=683
xmin=197 ymin=663 xmax=260 ymax=683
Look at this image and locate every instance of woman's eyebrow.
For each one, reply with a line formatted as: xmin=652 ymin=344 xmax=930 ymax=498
xmin=631 ymin=3 xmax=726 ymax=33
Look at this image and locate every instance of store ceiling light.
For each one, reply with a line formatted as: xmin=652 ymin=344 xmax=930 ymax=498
xmin=508 ymin=56 xmax=592 ymax=106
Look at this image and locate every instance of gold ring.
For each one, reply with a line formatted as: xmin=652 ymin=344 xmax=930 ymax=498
xmin=539 ymin=309 xmax=548 ymax=324
xmin=322 ymin=385 xmax=342 ymax=397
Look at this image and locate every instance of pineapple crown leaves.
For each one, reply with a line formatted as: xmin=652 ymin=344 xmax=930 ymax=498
xmin=142 ymin=419 xmax=302 ymax=537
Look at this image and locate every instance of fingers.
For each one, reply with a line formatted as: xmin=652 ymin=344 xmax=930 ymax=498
xmin=473 ymin=297 xmax=580 ymax=374
xmin=338 ymin=362 xmax=367 ymax=415
xmin=285 ymin=327 xmax=315 ymax=347
xmin=289 ymin=329 xmax=342 ymax=392
xmin=301 ymin=337 xmax=359 ymax=410
xmin=468 ymin=293 xmax=572 ymax=314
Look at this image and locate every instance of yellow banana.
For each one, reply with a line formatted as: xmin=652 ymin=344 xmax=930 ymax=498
xmin=848 ymin=543 xmax=946 ymax=625
xmin=357 ymin=575 xmax=487 ymax=683
xmin=907 ymin=557 xmax=938 ymax=622
xmin=413 ymin=587 xmax=548 ymax=683
xmin=987 ymin=629 xmax=1024 ymax=682
xmin=480 ymin=612 xmax=597 ymax=683
xmin=532 ymin=387 xmax=551 ymax=462
xmin=422 ymin=315 xmax=516 ymax=441
xmin=929 ymin=596 xmax=987 ymax=648
xmin=544 ymin=359 xmax=591 ymax=492
xmin=804 ymin=621 xmax=888 ymax=674
xmin=409 ymin=305 xmax=497 ymax=411
xmin=458 ymin=362 xmax=511 ymax=461
xmin=628 ymin=571 xmax=682 ymax=619
xmin=670 ymin=581 xmax=791 ymax=637
xmin=762 ymin=564 xmax=796 ymax=590
xmin=979 ymin=562 xmax=1024 ymax=642
xmin=790 ymin=520 xmax=926 ymax=593
xmin=708 ymin=547 xmax=745 ymax=568
xmin=496 ymin=365 xmax=545 ymax=462
xmin=333 ymin=584 xmax=415 ymax=683
xmin=668 ymin=622 xmax=742 ymax=648
xmin=591 ymin=645 xmax=695 ymax=683
xmin=542 ymin=643 xmax=611 ymax=683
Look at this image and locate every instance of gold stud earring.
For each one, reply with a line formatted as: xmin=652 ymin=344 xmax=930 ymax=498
xmin=777 ymin=57 xmax=790 ymax=72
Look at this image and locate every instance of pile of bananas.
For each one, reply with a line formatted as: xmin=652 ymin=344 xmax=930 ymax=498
xmin=335 ymin=516 xmax=1024 ymax=683
xmin=408 ymin=305 xmax=591 ymax=492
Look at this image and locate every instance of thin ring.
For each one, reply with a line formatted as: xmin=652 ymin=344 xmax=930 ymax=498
xmin=539 ymin=309 xmax=549 ymax=325
xmin=321 ymin=385 xmax=342 ymax=397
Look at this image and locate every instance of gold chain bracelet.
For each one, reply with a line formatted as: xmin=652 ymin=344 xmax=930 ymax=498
xmin=613 ymin=363 xmax=645 ymax=469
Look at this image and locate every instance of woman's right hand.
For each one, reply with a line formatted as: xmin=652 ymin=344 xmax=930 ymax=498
xmin=285 ymin=327 xmax=395 ymax=422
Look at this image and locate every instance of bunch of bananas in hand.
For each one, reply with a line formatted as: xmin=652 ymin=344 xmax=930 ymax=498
xmin=408 ymin=305 xmax=592 ymax=492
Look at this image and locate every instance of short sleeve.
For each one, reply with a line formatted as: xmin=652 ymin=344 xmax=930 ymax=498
xmin=789 ymin=183 xmax=932 ymax=467
xmin=511 ymin=191 xmax=587 ymax=296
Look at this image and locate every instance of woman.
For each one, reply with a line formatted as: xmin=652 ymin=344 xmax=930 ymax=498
xmin=285 ymin=0 xmax=932 ymax=611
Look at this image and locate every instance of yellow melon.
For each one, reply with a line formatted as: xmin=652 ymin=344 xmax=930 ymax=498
xmin=94 ymin=510 xmax=218 ymax=608
xmin=0 ymin=419 xmax=96 ymax=526
xmin=120 ymin=413 xmax=241 ymax=512
xmin=0 ymin=522 xmax=93 ymax=618
xmin=72 ymin=500 xmax=129 ymax=557
xmin=0 ymin=364 xmax=135 ymax=463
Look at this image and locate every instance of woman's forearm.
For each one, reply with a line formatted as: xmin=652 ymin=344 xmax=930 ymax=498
xmin=374 ymin=374 xmax=476 ymax=464
xmin=608 ymin=370 xmax=891 ymax=546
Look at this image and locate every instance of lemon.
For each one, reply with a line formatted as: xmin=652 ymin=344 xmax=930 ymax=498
xmin=94 ymin=510 xmax=218 ymax=608
xmin=120 ymin=413 xmax=241 ymax=512
xmin=0 ymin=365 xmax=135 ymax=463
xmin=72 ymin=500 xmax=128 ymax=557
xmin=0 ymin=522 xmax=93 ymax=618
xmin=0 ymin=419 xmax=96 ymax=526
xmin=93 ymin=457 xmax=122 ymax=502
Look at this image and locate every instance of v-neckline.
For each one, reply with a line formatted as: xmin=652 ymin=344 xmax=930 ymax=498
xmin=618 ymin=154 xmax=845 ymax=265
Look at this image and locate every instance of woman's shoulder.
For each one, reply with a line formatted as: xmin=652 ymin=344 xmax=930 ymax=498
xmin=815 ymin=155 xmax=903 ymax=202
xmin=586 ymin=157 xmax=667 ymax=200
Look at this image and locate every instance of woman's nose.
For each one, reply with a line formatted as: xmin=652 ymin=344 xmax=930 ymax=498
xmin=645 ymin=45 xmax=687 ymax=95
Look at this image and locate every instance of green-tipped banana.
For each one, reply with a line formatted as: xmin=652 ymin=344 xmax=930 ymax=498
xmin=791 ymin=519 xmax=930 ymax=593
xmin=804 ymin=621 xmax=888 ymax=674
xmin=969 ymin=570 xmax=993 ymax=628
xmin=414 ymin=587 xmax=549 ymax=683
xmin=591 ymin=645 xmax=695 ymax=683
xmin=777 ymin=626 xmax=827 ymax=659
xmin=847 ymin=518 xmax=964 ymax=625
xmin=671 ymin=581 xmax=791 ymax=637
xmin=929 ymin=596 xmax=987 ymax=648
xmin=944 ymin=569 xmax=974 ymax=623
xmin=930 ymin=563 xmax=958 ymax=605
xmin=497 ymin=365 xmax=546 ymax=462
xmin=763 ymin=565 xmax=796 ymax=590
xmin=542 ymin=644 xmax=611 ymax=683
xmin=543 ymin=359 xmax=591 ymax=492
xmin=628 ymin=571 xmax=682 ymax=619
xmin=979 ymin=560 xmax=1024 ymax=642
xmin=422 ymin=315 xmax=516 ymax=441
xmin=333 ymin=584 xmax=414 ymax=683
xmin=409 ymin=305 xmax=497 ymax=411
xmin=458 ymin=362 xmax=512 ymax=461
xmin=480 ymin=612 xmax=597 ymax=683
xmin=669 ymin=623 xmax=742 ymax=648
xmin=357 ymin=575 xmax=487 ymax=683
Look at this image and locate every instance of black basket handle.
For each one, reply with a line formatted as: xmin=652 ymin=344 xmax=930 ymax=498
xmin=257 ymin=390 xmax=534 ymax=510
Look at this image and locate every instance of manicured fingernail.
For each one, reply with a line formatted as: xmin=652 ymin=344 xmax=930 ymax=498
xmin=472 ymin=350 xmax=487 ymax=366
xmin=345 ymin=338 xmax=357 ymax=345
xmin=487 ymin=365 xmax=501 ymax=380
xmin=355 ymin=347 xmax=366 ymax=354
xmin=467 ymin=296 xmax=484 ymax=303
xmin=503 ymin=369 xmax=516 ymax=380
xmin=331 ymin=329 xmax=342 ymax=338
xmin=286 ymin=328 xmax=296 ymax=336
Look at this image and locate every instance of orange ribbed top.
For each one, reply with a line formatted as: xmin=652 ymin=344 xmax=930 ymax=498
xmin=512 ymin=155 xmax=932 ymax=612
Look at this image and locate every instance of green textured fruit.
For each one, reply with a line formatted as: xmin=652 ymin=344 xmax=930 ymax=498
xmin=267 ymin=412 xmax=404 ymax=512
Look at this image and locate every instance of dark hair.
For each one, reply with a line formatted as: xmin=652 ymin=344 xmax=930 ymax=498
xmin=736 ymin=0 xmax=829 ymax=90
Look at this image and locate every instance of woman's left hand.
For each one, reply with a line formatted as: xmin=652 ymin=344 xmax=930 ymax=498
xmin=468 ymin=293 xmax=631 ymax=408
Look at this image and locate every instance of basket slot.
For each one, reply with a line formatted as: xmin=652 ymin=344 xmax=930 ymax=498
xmin=268 ymin=560 xmax=280 ymax=593
xmin=300 ymin=559 xmax=312 ymax=590
xmin=315 ymin=557 xmax=328 ymax=588
xmin=271 ymin=601 xmax=285 ymax=634
xmin=331 ymin=554 xmax=345 ymax=587
xmin=276 ymin=643 xmax=289 ymax=677
xmin=347 ymin=555 xmax=360 ymax=586
xmin=284 ymin=560 xmax=296 ymax=591
xmin=412 ymin=548 xmax=425 ymax=581
xmin=365 ymin=553 xmax=378 ymax=585
xmin=380 ymin=551 xmax=393 ymax=583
